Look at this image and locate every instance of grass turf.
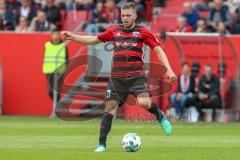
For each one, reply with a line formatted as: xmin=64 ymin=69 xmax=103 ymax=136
xmin=0 ymin=116 xmax=239 ymax=160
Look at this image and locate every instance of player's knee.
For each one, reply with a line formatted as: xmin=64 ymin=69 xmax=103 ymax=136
xmin=105 ymin=100 xmax=118 ymax=112
xmin=138 ymin=98 xmax=151 ymax=109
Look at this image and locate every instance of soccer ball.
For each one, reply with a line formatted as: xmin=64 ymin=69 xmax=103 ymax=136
xmin=121 ymin=133 xmax=141 ymax=152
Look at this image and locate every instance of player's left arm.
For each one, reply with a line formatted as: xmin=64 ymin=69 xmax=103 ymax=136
xmin=143 ymin=28 xmax=177 ymax=82
xmin=153 ymin=46 xmax=177 ymax=83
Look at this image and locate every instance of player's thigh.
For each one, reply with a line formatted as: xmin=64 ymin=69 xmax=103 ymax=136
xmin=105 ymin=100 xmax=119 ymax=115
xmin=137 ymin=92 xmax=152 ymax=109
xmin=106 ymin=78 xmax=128 ymax=107
xmin=129 ymin=75 xmax=149 ymax=96
xmin=128 ymin=75 xmax=151 ymax=109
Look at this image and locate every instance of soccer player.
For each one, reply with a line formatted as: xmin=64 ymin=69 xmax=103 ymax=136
xmin=61 ymin=2 xmax=177 ymax=152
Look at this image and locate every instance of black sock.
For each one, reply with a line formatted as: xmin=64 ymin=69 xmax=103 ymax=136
xmin=148 ymin=103 xmax=164 ymax=123
xmin=99 ymin=112 xmax=113 ymax=147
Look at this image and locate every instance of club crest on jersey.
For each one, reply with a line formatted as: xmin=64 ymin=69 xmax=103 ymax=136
xmin=133 ymin=31 xmax=139 ymax=37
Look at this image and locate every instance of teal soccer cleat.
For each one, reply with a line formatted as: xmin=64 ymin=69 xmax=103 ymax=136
xmin=160 ymin=115 xmax=172 ymax=136
xmin=94 ymin=144 xmax=106 ymax=152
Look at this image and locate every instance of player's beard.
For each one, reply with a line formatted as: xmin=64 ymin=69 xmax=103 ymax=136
xmin=123 ymin=21 xmax=135 ymax=30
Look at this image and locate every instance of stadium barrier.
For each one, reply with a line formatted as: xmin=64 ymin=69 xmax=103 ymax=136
xmin=0 ymin=33 xmax=87 ymax=116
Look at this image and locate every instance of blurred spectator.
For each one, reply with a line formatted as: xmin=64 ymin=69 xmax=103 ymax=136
xmin=197 ymin=64 xmax=222 ymax=120
xmin=133 ymin=0 xmax=147 ymax=22
xmin=207 ymin=0 xmax=232 ymax=31
xmin=233 ymin=1 xmax=240 ymax=33
xmin=216 ymin=21 xmax=230 ymax=34
xmin=0 ymin=17 xmax=2 ymax=30
xmin=191 ymin=62 xmax=201 ymax=77
xmin=154 ymin=0 xmax=166 ymax=7
xmin=194 ymin=0 xmax=212 ymax=11
xmin=0 ymin=0 xmax=15 ymax=30
xmin=104 ymin=0 xmax=118 ymax=23
xmin=43 ymin=0 xmax=61 ymax=28
xmin=173 ymin=16 xmax=193 ymax=32
xmin=170 ymin=62 xmax=196 ymax=119
xmin=29 ymin=10 xmax=56 ymax=32
xmin=42 ymin=29 xmax=68 ymax=101
xmin=134 ymin=0 xmax=145 ymax=14
xmin=76 ymin=0 xmax=93 ymax=10
xmin=35 ymin=0 xmax=46 ymax=9
xmin=182 ymin=2 xmax=200 ymax=31
xmin=91 ymin=1 xmax=108 ymax=23
xmin=235 ymin=0 xmax=240 ymax=14
xmin=224 ymin=0 xmax=239 ymax=13
xmin=84 ymin=1 xmax=108 ymax=34
xmin=15 ymin=16 xmax=29 ymax=32
xmin=5 ymin=0 xmax=17 ymax=8
xmin=15 ymin=0 xmax=37 ymax=24
xmin=64 ymin=0 xmax=77 ymax=10
xmin=196 ymin=19 xmax=210 ymax=32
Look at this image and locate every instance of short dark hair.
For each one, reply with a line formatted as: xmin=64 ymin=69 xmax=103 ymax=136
xmin=121 ymin=2 xmax=136 ymax=11
xmin=181 ymin=62 xmax=190 ymax=68
xmin=51 ymin=28 xmax=61 ymax=33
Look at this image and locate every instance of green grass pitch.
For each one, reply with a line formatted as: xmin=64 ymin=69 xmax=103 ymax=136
xmin=0 ymin=116 xmax=239 ymax=160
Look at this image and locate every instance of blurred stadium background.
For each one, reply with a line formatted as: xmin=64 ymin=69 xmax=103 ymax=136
xmin=0 ymin=0 xmax=240 ymax=159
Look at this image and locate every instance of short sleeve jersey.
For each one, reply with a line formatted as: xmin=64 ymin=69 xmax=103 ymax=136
xmin=97 ymin=25 xmax=160 ymax=78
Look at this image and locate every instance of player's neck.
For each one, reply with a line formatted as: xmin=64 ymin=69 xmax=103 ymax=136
xmin=123 ymin=23 xmax=136 ymax=31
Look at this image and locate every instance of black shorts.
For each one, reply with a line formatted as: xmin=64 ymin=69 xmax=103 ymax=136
xmin=105 ymin=75 xmax=149 ymax=104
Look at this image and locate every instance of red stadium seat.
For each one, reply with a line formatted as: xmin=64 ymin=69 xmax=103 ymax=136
xmin=60 ymin=9 xmax=67 ymax=22
xmin=146 ymin=0 xmax=154 ymax=21
xmin=150 ymin=15 xmax=177 ymax=32
xmin=59 ymin=9 xmax=67 ymax=29
xmin=167 ymin=0 xmax=201 ymax=8
xmin=167 ymin=0 xmax=185 ymax=7
xmin=161 ymin=7 xmax=183 ymax=14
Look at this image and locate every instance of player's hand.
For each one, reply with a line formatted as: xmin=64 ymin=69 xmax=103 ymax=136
xmin=166 ymin=70 xmax=177 ymax=83
xmin=61 ymin=31 xmax=74 ymax=40
xmin=176 ymin=93 xmax=183 ymax=101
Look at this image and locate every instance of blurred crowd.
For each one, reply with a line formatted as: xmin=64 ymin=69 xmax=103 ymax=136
xmin=173 ymin=0 xmax=240 ymax=34
xmin=0 ymin=0 xmax=60 ymax=32
xmin=1 ymin=0 xmax=240 ymax=34
xmin=169 ymin=62 xmax=226 ymax=122
xmin=0 ymin=0 xmax=148 ymax=33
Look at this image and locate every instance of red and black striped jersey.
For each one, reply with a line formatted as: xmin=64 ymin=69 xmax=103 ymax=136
xmin=97 ymin=25 xmax=160 ymax=78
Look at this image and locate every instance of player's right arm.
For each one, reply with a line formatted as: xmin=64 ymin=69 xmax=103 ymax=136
xmin=61 ymin=26 xmax=117 ymax=45
xmin=61 ymin=31 xmax=102 ymax=45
